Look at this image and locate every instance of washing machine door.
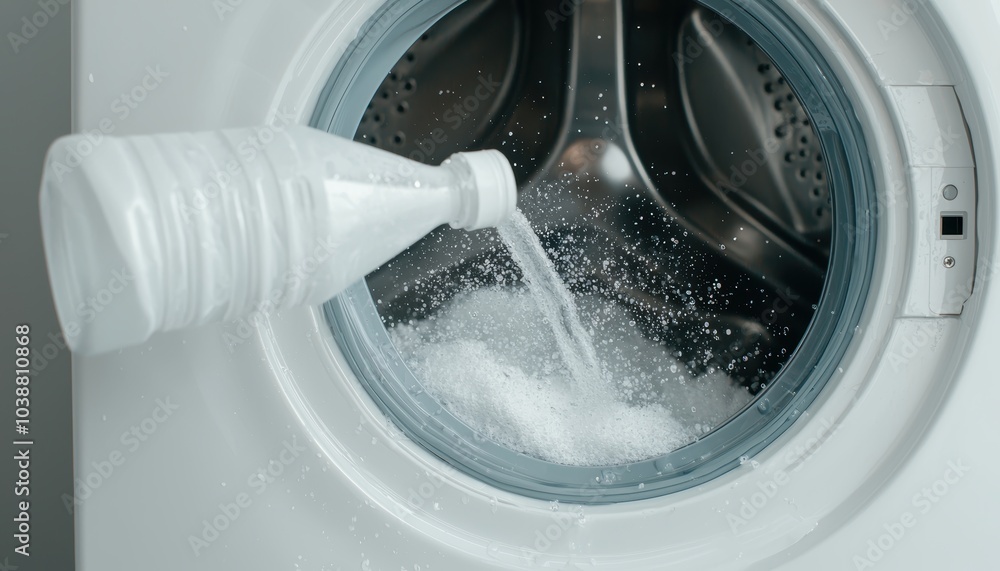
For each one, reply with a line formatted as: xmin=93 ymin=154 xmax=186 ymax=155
xmin=320 ymin=0 xmax=877 ymax=502
xmin=292 ymin=0 xmax=990 ymax=567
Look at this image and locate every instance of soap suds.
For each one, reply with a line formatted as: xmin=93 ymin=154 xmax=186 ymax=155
xmin=391 ymin=287 xmax=751 ymax=466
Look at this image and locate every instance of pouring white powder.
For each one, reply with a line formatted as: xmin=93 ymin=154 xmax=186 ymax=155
xmin=390 ymin=286 xmax=751 ymax=466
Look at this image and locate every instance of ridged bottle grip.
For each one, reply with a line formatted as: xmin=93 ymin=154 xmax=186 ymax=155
xmin=40 ymin=125 xmax=517 ymax=355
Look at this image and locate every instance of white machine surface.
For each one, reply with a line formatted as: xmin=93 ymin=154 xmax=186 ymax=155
xmin=69 ymin=0 xmax=1000 ymax=569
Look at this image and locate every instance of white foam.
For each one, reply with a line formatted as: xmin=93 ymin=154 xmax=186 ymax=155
xmin=390 ymin=287 xmax=752 ymax=466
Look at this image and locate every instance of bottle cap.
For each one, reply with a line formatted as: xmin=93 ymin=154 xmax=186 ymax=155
xmin=450 ymin=150 xmax=517 ymax=230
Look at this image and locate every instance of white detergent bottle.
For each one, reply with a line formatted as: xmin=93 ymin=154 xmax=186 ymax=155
xmin=39 ymin=124 xmax=516 ymax=355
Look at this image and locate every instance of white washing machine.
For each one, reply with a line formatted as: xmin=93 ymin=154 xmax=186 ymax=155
xmin=66 ymin=0 xmax=1000 ymax=569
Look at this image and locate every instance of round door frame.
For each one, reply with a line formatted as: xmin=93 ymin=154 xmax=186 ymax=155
xmin=255 ymin=0 xmax=993 ymax=567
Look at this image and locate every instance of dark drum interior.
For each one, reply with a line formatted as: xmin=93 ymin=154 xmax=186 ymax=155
xmin=357 ymin=0 xmax=830 ymax=394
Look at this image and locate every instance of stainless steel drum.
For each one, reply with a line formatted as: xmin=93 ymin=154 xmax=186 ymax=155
xmin=359 ymin=0 xmax=828 ymax=393
xmin=320 ymin=0 xmax=875 ymax=502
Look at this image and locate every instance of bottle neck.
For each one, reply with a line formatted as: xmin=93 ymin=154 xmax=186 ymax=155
xmin=441 ymin=156 xmax=477 ymax=230
xmin=442 ymin=150 xmax=517 ymax=231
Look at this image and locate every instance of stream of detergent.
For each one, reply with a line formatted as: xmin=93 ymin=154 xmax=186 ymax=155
xmin=388 ymin=184 xmax=758 ymax=464
xmin=389 ymin=205 xmax=753 ymax=465
xmin=496 ymin=211 xmax=604 ymax=389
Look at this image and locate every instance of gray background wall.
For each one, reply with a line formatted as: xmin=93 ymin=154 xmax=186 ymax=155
xmin=1 ymin=1 xmax=76 ymax=569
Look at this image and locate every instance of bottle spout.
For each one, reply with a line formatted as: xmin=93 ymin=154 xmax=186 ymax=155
xmin=449 ymin=150 xmax=517 ymax=231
